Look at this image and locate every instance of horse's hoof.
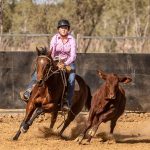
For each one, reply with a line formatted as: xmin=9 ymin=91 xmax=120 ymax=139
xmin=12 ymin=136 xmax=18 ymax=141
xmin=20 ymin=126 xmax=27 ymax=133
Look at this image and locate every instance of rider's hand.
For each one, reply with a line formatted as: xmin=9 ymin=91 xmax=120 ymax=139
xmin=65 ymin=65 xmax=71 ymax=73
xmin=57 ymin=62 xmax=65 ymax=70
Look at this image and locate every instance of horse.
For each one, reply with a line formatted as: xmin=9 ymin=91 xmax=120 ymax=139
xmin=13 ymin=47 xmax=92 ymax=140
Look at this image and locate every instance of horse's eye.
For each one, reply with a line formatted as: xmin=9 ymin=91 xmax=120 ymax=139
xmin=46 ymin=64 xmax=50 ymax=68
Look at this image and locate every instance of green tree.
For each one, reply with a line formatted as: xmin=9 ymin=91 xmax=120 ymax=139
xmin=3 ymin=0 xmax=17 ymax=33
xmin=11 ymin=0 xmax=34 ymax=33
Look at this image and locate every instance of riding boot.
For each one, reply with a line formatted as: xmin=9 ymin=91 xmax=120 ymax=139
xmin=62 ymin=101 xmax=70 ymax=111
xmin=19 ymin=89 xmax=31 ymax=102
xmin=20 ymin=70 xmax=37 ymax=103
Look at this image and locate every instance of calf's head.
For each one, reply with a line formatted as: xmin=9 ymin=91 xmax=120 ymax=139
xmin=98 ymin=70 xmax=132 ymax=100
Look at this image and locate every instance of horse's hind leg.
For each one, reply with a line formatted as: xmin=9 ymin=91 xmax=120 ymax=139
xmin=59 ymin=111 xmax=76 ymax=136
xmin=50 ymin=109 xmax=59 ymax=129
xmin=110 ymin=118 xmax=117 ymax=134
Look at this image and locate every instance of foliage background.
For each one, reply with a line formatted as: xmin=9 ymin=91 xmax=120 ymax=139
xmin=2 ymin=0 xmax=150 ymax=36
xmin=0 ymin=0 xmax=150 ymax=52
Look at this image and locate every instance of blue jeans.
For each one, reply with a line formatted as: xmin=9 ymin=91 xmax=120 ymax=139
xmin=25 ymin=63 xmax=76 ymax=107
xmin=26 ymin=69 xmax=37 ymax=91
xmin=66 ymin=63 xmax=76 ymax=107
xmin=24 ymin=70 xmax=37 ymax=99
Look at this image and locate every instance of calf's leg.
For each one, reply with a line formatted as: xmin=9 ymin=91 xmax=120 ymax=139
xmin=87 ymin=108 xmax=115 ymax=143
xmin=75 ymin=110 xmax=95 ymax=144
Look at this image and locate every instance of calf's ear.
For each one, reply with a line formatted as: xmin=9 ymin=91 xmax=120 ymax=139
xmin=97 ymin=70 xmax=107 ymax=80
xmin=119 ymin=77 xmax=132 ymax=84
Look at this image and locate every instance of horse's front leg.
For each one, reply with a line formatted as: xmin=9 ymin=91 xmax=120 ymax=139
xmin=12 ymin=121 xmax=24 ymax=141
xmin=25 ymin=103 xmax=55 ymax=132
xmin=25 ymin=107 xmax=44 ymax=129
xmin=24 ymin=102 xmax=55 ymax=130
xmin=13 ymin=102 xmax=35 ymax=140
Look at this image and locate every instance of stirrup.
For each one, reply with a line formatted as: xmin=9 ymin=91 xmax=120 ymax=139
xmin=62 ymin=104 xmax=70 ymax=112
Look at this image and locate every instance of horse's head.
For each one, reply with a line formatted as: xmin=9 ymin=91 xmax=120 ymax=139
xmin=36 ymin=47 xmax=55 ymax=86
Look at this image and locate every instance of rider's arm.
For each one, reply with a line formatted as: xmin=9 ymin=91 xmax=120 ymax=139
xmin=64 ymin=37 xmax=77 ymax=66
xmin=49 ymin=35 xmax=57 ymax=58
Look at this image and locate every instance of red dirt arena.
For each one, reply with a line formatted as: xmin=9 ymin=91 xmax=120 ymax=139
xmin=0 ymin=110 xmax=150 ymax=150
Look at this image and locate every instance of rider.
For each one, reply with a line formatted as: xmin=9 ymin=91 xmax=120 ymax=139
xmin=20 ymin=19 xmax=77 ymax=111
xmin=50 ymin=19 xmax=77 ymax=110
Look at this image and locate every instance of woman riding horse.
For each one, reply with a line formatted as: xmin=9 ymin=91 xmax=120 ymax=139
xmin=13 ymin=47 xmax=92 ymax=140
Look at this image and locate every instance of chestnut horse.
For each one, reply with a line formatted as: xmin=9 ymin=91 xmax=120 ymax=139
xmin=13 ymin=47 xmax=92 ymax=140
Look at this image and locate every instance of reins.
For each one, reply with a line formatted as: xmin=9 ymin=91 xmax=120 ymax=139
xmin=37 ymin=55 xmax=75 ymax=127
xmin=38 ymin=55 xmax=60 ymax=81
xmin=37 ymin=55 xmax=68 ymax=111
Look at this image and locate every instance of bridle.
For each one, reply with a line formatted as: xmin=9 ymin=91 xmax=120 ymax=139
xmin=36 ymin=55 xmax=67 ymax=107
xmin=36 ymin=55 xmax=74 ymax=116
xmin=36 ymin=55 xmax=59 ymax=83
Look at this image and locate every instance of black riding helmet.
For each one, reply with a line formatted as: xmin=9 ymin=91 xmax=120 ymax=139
xmin=57 ymin=19 xmax=70 ymax=29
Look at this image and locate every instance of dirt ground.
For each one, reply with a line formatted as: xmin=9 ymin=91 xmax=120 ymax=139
xmin=0 ymin=111 xmax=150 ymax=150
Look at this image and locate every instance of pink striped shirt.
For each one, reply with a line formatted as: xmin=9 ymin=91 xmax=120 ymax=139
xmin=50 ymin=33 xmax=77 ymax=65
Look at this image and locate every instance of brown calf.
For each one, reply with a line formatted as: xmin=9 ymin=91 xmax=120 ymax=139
xmin=77 ymin=70 xmax=132 ymax=144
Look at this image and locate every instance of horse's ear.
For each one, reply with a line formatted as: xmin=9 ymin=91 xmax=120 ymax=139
xmin=36 ymin=47 xmax=40 ymax=56
xmin=44 ymin=46 xmax=48 ymax=51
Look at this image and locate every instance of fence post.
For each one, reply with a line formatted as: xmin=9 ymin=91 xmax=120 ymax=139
xmin=0 ymin=0 xmax=3 ymax=43
xmin=76 ymin=34 xmax=81 ymax=53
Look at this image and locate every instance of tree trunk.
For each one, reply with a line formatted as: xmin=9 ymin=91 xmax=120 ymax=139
xmin=0 ymin=0 xmax=3 ymax=35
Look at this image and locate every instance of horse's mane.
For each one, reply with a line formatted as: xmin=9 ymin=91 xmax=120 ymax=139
xmin=36 ymin=46 xmax=49 ymax=56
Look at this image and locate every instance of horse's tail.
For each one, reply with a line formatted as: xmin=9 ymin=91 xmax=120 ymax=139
xmin=75 ymin=74 xmax=92 ymax=110
xmin=85 ymin=84 xmax=92 ymax=110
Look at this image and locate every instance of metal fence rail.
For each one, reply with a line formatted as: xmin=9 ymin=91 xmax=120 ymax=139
xmin=0 ymin=34 xmax=52 ymax=51
xmin=0 ymin=34 xmax=150 ymax=53
xmin=77 ymin=35 xmax=150 ymax=53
